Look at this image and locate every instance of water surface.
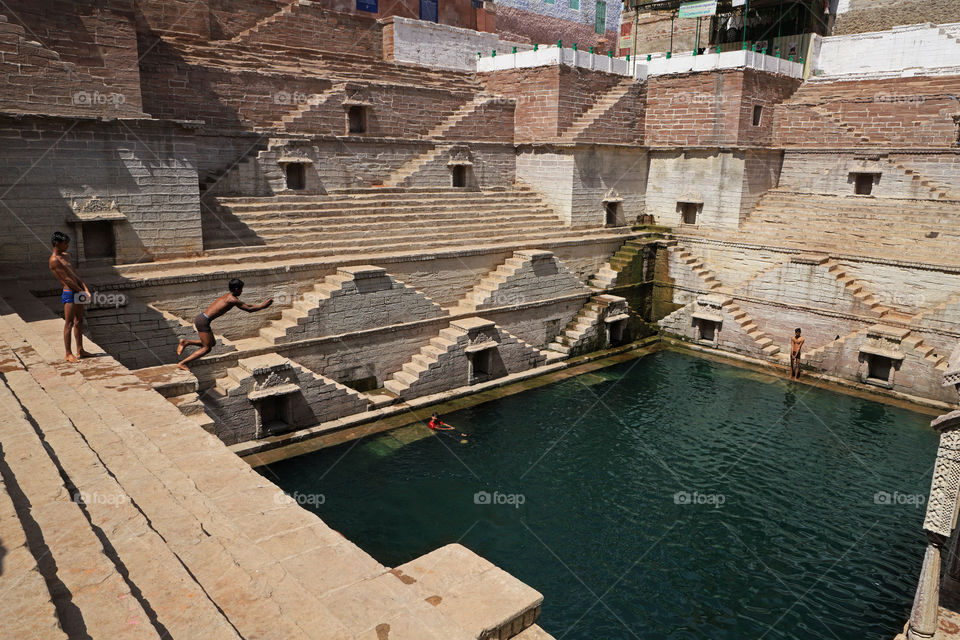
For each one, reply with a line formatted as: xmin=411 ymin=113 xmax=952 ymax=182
xmin=260 ymin=350 xmax=937 ymax=639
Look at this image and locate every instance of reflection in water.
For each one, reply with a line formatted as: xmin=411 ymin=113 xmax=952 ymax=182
xmin=261 ymin=351 xmax=937 ymax=640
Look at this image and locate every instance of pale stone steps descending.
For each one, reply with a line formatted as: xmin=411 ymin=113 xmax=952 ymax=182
xmin=0 ymin=452 xmax=69 ymax=640
xmin=384 ymin=333 xmax=460 ymax=396
xmin=246 ymin=211 xmax=560 ymax=234
xmin=547 ymin=300 xmax=605 ymax=354
xmin=0 ymin=354 xmax=163 ymax=639
xmin=222 ymin=194 xmax=546 ymax=216
xmin=0 ymin=297 xmax=366 ymax=638
xmin=588 ymin=239 xmax=646 ymax=289
xmin=162 ymin=228 xmax=633 ymax=273
xmin=0 ymin=302 xmax=355 ymax=639
xmin=667 ymin=244 xmax=781 ymax=357
xmin=251 ymin=216 xmax=566 ymax=243
xmin=0 ymin=340 xmax=244 ymax=640
xmin=0 ymin=292 xmax=551 ymax=639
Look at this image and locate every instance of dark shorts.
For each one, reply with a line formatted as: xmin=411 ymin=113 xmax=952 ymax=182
xmin=62 ymin=290 xmax=74 ymax=305
xmin=194 ymin=312 xmax=213 ymax=334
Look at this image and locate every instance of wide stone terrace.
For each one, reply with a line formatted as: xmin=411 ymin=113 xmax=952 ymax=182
xmin=0 ymin=286 xmax=551 ymax=639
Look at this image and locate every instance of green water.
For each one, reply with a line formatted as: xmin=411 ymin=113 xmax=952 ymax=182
xmin=259 ymin=350 xmax=938 ymax=639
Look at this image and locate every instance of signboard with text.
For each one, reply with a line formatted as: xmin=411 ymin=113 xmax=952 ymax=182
xmin=678 ymin=0 xmax=717 ymax=18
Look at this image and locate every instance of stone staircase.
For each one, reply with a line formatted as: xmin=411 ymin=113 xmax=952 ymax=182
xmin=588 ymin=238 xmax=647 ymax=289
xmin=902 ymin=332 xmax=951 ymax=371
xmin=384 ymin=325 xmax=463 ymax=396
xmin=170 ymin=37 xmax=483 ymax=93
xmin=687 ymin=189 xmax=960 ymax=265
xmin=381 ymin=93 xmax=508 ymax=187
xmin=547 ymin=295 xmax=610 ymax=354
xmin=666 ymin=244 xmax=781 ymax=357
xmin=890 ymin=160 xmax=955 ymax=200
xmin=270 ymin=81 xmax=347 ymax=131
xmin=0 ymin=289 xmax=547 ymax=639
xmin=228 ymin=0 xmax=304 ymax=44
xmin=257 ymin=270 xmax=356 ymax=344
xmin=382 ymin=146 xmax=449 ymax=188
xmin=383 ymin=318 xmax=547 ymax=399
xmin=203 ymin=187 xmax=574 ymax=249
xmin=823 ymin=259 xmax=897 ymax=319
xmin=559 ymin=79 xmax=636 ymax=140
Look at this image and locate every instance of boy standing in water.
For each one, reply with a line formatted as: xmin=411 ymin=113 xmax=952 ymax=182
xmin=177 ymin=278 xmax=273 ymax=370
xmin=48 ymin=231 xmax=92 ymax=363
xmin=790 ymin=327 xmax=805 ymax=380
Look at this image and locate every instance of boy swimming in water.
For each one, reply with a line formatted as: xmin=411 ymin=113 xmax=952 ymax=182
xmin=427 ymin=413 xmax=455 ymax=431
xmin=177 ymin=278 xmax=273 ymax=370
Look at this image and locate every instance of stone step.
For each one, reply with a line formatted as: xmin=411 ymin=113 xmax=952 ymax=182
xmin=0 ymin=347 xmax=165 ymax=639
xmin=0 ymin=295 xmax=374 ymax=638
xmin=252 ymin=219 xmax=567 ymax=243
xmin=223 ymin=195 xmax=545 ymax=215
xmin=121 ymin=228 xmax=633 ymax=277
xmin=242 ymin=209 xmax=558 ymax=229
xmin=0 ymin=449 xmax=69 ymax=639
xmin=0 ymin=347 xmax=244 ymax=640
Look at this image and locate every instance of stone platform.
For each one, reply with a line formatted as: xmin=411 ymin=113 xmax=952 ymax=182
xmin=0 ymin=288 xmax=551 ymax=639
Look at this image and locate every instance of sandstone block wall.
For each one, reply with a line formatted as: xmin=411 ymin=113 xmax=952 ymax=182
xmin=778 ymin=151 xmax=960 ymax=199
xmin=647 ymin=149 xmax=746 ymax=229
xmin=277 ymin=267 xmax=447 ymax=342
xmin=773 ymin=75 xmax=960 ymax=149
xmin=239 ymin=3 xmax=383 ymax=57
xmin=833 ymin=0 xmax=960 ymax=36
xmin=646 ymin=69 xmax=801 ymax=147
xmin=481 ymin=65 xmax=638 ymax=142
xmin=517 ymin=146 xmax=647 ymax=228
xmin=0 ymin=118 xmax=202 ymax=267
xmin=1 ymin=1 xmax=144 ymax=114
xmin=463 ymin=250 xmax=590 ymax=309
xmin=206 ymin=353 xmax=371 ymax=444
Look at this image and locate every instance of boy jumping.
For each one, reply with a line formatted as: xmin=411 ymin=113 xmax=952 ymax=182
xmin=177 ymin=279 xmax=273 ymax=370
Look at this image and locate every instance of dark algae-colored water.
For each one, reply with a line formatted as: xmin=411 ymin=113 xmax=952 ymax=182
xmin=259 ymin=350 xmax=938 ymax=639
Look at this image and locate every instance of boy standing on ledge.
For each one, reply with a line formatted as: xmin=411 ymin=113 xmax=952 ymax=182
xmin=48 ymin=231 xmax=92 ymax=363
xmin=177 ymin=278 xmax=273 ymax=370
xmin=790 ymin=327 xmax=805 ymax=380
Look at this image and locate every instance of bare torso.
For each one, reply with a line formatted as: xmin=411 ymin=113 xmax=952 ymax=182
xmin=203 ymin=293 xmax=241 ymax=321
xmin=791 ymin=336 xmax=805 ymax=356
xmin=48 ymin=250 xmax=85 ymax=292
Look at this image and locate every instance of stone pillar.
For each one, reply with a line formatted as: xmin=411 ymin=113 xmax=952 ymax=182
xmin=908 ymin=534 xmax=944 ymax=639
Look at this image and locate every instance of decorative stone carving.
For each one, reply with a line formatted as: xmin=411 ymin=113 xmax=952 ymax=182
xmin=924 ymin=412 xmax=960 ymax=537
xmin=68 ymin=197 xmax=125 ymax=222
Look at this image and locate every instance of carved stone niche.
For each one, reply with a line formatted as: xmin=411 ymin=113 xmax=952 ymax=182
xmin=691 ymin=294 xmax=724 ymax=346
xmin=457 ymin=317 xmax=503 ymax=385
xmin=66 ymin=197 xmax=125 ymax=265
xmin=242 ymin=356 xmax=301 ymax=438
xmin=858 ymin=324 xmax=907 ymax=388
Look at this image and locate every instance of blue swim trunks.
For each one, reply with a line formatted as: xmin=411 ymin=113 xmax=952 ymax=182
xmin=61 ymin=289 xmax=74 ymax=305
